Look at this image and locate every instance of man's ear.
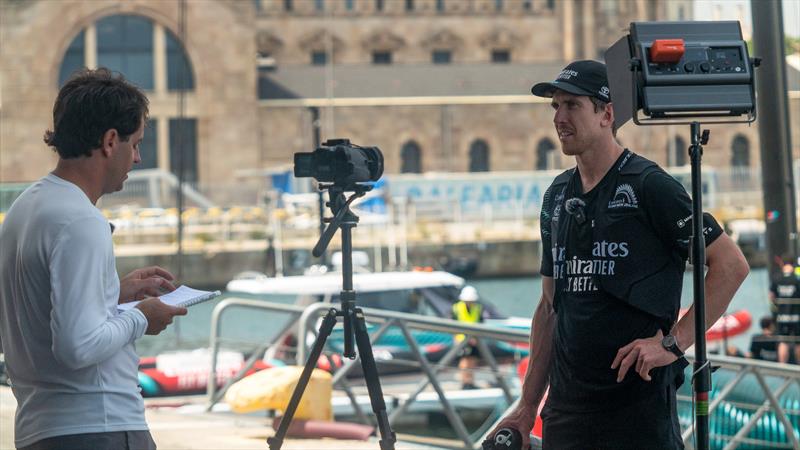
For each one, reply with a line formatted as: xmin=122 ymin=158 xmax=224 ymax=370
xmin=602 ymin=102 xmax=615 ymax=129
xmin=100 ymin=129 xmax=118 ymax=158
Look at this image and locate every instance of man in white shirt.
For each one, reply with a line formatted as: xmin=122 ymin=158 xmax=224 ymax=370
xmin=0 ymin=68 xmax=187 ymax=450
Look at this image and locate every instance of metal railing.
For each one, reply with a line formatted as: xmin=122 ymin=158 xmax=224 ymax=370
xmin=681 ymin=353 xmax=800 ymax=450
xmin=205 ymin=299 xmax=800 ymax=450
xmin=206 ymin=297 xmax=530 ymax=449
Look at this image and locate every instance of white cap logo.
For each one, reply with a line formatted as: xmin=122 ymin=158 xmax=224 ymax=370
xmin=557 ymin=69 xmax=579 ymax=80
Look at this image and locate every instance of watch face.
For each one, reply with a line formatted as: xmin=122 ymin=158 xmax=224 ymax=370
xmin=663 ymin=335 xmax=676 ymax=347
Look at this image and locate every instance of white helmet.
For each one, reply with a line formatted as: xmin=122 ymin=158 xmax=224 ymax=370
xmin=459 ymin=285 xmax=479 ymax=302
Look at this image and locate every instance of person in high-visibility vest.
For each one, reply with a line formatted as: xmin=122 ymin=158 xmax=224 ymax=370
xmin=452 ymin=285 xmax=484 ymax=389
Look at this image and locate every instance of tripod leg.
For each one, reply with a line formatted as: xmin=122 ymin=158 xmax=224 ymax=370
xmin=268 ymin=308 xmax=338 ymax=450
xmin=353 ymin=309 xmax=397 ymax=450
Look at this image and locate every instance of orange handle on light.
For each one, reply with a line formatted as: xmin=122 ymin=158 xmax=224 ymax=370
xmin=649 ymin=39 xmax=685 ymax=63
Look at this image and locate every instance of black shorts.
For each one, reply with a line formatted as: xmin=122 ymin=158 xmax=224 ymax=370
xmin=541 ymin=383 xmax=684 ymax=450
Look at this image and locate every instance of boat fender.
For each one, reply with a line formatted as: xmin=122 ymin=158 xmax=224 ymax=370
xmin=137 ymin=372 xmax=161 ymax=397
xmin=272 ymin=418 xmax=374 ymax=441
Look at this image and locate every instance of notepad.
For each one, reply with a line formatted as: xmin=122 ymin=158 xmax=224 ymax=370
xmin=117 ymin=285 xmax=221 ymax=312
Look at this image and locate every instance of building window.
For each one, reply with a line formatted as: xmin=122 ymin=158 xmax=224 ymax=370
xmin=523 ymin=0 xmax=532 ymax=11
xmin=401 ymin=141 xmax=422 ymax=173
xmin=405 ymin=0 xmax=414 ymax=11
xmin=375 ymin=0 xmax=384 ymax=11
xmin=96 ymin=15 xmax=154 ymax=90
xmin=284 ymin=0 xmax=293 ymax=11
xmin=731 ymin=134 xmax=750 ymax=186
xmin=432 ymin=50 xmax=451 ymax=64
xmin=668 ymin=136 xmax=686 ymax=166
xmin=59 ymin=30 xmax=85 ymax=87
xmin=372 ymin=51 xmax=392 ymax=64
xmin=314 ymin=0 xmax=324 ymax=11
xmin=59 ymin=14 xmax=195 ymax=93
xmin=547 ymin=0 xmax=555 ymax=10
xmin=469 ymin=139 xmax=490 ymax=172
xmin=436 ymin=0 xmax=445 ymax=13
xmin=169 ymin=119 xmax=198 ymax=183
xmin=495 ymin=0 xmax=504 ymax=11
xmin=731 ymin=135 xmax=750 ymax=167
xmin=536 ymin=138 xmax=557 ymax=170
xmin=137 ymin=120 xmax=159 ymax=170
xmin=311 ymin=51 xmax=327 ymax=65
xmin=166 ymin=32 xmax=195 ymax=91
xmin=345 ymin=0 xmax=354 ymax=10
xmin=491 ymin=49 xmax=510 ymax=63
xmin=58 ymin=15 xmax=197 ymax=180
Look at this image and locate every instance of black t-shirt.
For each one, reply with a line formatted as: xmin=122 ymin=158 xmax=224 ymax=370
xmin=749 ymin=334 xmax=779 ymax=362
xmin=539 ymin=151 xmax=723 ymax=412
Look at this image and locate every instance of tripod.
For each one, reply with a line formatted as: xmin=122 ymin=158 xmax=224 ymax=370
xmin=267 ymin=184 xmax=397 ymax=450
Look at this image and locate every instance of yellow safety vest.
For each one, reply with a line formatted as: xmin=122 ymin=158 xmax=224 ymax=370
xmin=452 ymin=301 xmax=482 ymax=342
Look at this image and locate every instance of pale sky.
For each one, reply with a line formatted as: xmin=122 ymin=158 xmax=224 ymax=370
xmin=693 ymin=0 xmax=800 ymax=39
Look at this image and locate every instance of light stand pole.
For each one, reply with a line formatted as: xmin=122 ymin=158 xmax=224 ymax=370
xmin=689 ymin=122 xmax=711 ymax=450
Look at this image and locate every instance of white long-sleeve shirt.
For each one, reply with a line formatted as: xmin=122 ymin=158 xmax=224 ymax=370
xmin=0 ymin=174 xmax=149 ymax=447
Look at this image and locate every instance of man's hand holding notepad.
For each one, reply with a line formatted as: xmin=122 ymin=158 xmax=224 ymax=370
xmin=118 ymin=285 xmax=221 ymax=312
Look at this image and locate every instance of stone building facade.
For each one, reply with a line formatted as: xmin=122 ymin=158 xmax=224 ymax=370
xmin=1 ymin=0 xmax=796 ymax=202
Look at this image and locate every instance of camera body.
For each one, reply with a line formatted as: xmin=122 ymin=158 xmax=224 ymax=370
xmin=294 ymin=138 xmax=383 ymax=189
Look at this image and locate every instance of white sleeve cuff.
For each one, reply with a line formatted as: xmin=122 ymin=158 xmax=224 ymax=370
xmin=123 ymin=307 xmax=149 ymax=340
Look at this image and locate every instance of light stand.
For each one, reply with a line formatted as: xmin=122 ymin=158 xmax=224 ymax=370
xmin=267 ymin=184 xmax=396 ymax=450
xmin=689 ymin=122 xmax=711 ymax=450
xmin=605 ymin=21 xmax=760 ymax=450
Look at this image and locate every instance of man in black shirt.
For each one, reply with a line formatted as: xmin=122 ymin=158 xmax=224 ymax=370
xmin=749 ymin=316 xmax=786 ymax=362
xmin=489 ymin=60 xmax=749 ymax=449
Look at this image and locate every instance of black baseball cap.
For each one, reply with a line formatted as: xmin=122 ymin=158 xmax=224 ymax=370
xmin=531 ymin=60 xmax=611 ymax=102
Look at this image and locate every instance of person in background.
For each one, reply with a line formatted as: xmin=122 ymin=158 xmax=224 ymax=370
xmin=0 ymin=68 xmax=187 ymax=450
xmin=452 ymin=285 xmax=485 ymax=390
xmin=749 ymin=316 xmax=788 ymax=363
xmin=770 ymin=262 xmax=800 ymax=363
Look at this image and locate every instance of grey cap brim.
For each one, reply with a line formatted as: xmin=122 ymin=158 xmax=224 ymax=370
xmin=531 ymin=80 xmax=595 ymax=98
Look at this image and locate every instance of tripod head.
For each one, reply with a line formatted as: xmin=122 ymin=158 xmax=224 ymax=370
xmin=312 ymin=183 xmax=372 ymax=258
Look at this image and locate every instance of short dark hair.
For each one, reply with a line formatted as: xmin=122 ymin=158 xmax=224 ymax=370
xmin=44 ymin=68 xmax=149 ymax=159
xmin=760 ymin=315 xmax=774 ymax=330
xmin=589 ymin=96 xmax=617 ymax=137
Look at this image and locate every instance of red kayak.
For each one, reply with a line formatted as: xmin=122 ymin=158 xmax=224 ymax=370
xmin=678 ymin=309 xmax=752 ymax=342
xmin=138 ymin=349 xmax=272 ymax=397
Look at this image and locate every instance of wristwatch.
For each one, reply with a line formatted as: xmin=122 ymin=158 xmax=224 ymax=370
xmin=661 ymin=334 xmax=684 ymax=358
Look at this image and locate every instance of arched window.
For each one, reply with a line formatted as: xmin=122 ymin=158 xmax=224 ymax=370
xmin=667 ymin=136 xmax=686 ymax=166
xmin=57 ymin=15 xmax=197 ymax=181
xmin=731 ymin=134 xmax=751 ymax=186
xmin=536 ymin=138 xmax=557 ymax=170
xmin=469 ymin=139 xmax=490 ymax=172
xmin=731 ymin=134 xmax=750 ymax=168
xmin=401 ymin=140 xmax=422 ymax=174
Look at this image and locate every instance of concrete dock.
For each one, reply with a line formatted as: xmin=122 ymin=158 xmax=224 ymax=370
xmin=0 ymin=387 xmax=444 ymax=450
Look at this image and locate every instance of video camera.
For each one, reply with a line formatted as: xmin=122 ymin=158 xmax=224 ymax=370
xmin=294 ymin=139 xmax=383 ymax=190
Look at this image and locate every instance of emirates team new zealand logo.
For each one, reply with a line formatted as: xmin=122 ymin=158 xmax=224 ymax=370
xmin=608 ymin=184 xmax=638 ymax=209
